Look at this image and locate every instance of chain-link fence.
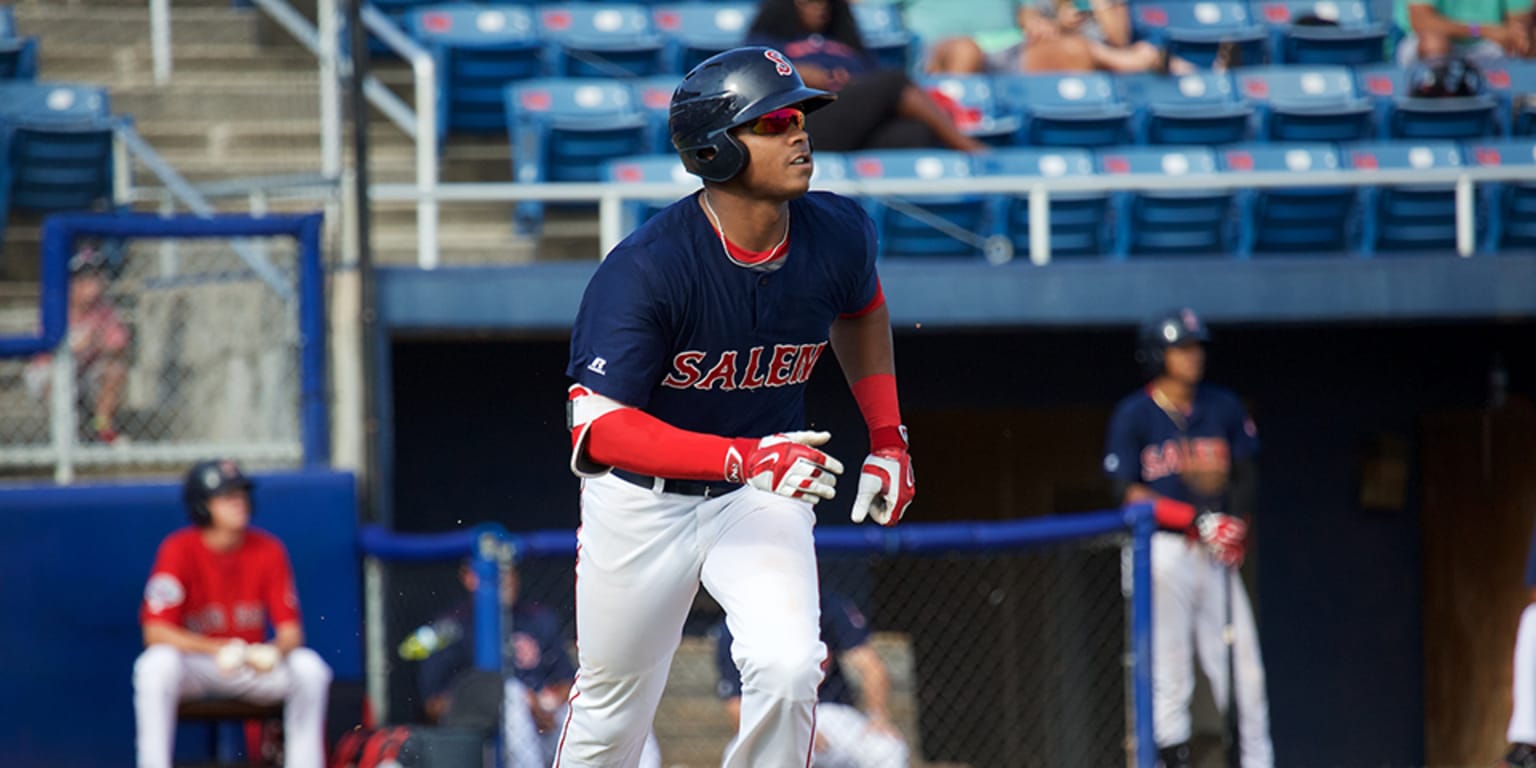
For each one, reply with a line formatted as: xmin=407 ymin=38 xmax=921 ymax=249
xmin=371 ymin=516 xmax=1151 ymax=768
xmin=0 ymin=213 xmax=325 ymax=481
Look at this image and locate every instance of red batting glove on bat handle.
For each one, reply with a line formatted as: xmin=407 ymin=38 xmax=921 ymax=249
xmin=727 ymin=431 xmax=844 ymax=503
xmin=1196 ymin=512 xmax=1247 ymax=568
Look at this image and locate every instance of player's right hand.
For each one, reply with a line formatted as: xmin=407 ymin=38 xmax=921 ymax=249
xmin=1196 ymin=513 xmax=1247 ymax=567
xmin=731 ymin=431 xmax=844 ymax=502
xmin=214 ymin=639 xmax=248 ymax=675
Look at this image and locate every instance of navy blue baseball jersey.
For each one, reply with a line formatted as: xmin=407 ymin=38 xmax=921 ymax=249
xmin=566 ymin=191 xmax=880 ymax=439
xmin=1525 ymin=522 xmax=1536 ymax=588
xmin=1102 ymin=384 xmax=1259 ymax=507
xmin=418 ymin=599 xmax=576 ymax=699
xmin=715 ymin=590 xmax=871 ymax=707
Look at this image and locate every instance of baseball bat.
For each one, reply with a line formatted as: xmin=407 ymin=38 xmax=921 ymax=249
xmin=1224 ymin=566 xmax=1240 ymax=768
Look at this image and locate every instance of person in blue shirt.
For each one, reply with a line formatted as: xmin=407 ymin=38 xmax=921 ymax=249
xmin=713 ymin=590 xmax=908 ymax=767
xmin=559 ymin=47 xmax=916 ymax=767
xmin=1102 ymin=308 xmax=1273 ymax=768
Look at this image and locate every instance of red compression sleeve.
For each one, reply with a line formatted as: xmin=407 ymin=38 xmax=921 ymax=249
xmin=851 ymin=373 xmax=904 ymax=452
xmin=585 ymin=408 xmax=756 ymax=481
xmin=1153 ymin=498 xmax=1197 ymax=530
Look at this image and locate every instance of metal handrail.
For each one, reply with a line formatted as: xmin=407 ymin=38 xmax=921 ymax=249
xmin=358 ymin=5 xmax=439 ymax=268
xmin=114 ymin=121 xmax=297 ymax=301
xmin=371 ymin=164 xmax=1533 ymax=263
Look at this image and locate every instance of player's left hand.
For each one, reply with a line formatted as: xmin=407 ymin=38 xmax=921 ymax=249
xmin=851 ymin=447 xmax=914 ymax=527
xmin=1196 ymin=513 xmax=1246 ymax=567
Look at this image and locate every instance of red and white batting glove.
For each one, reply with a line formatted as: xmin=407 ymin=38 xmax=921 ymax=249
xmin=1195 ymin=513 xmax=1247 ymax=567
xmin=850 ymin=446 xmax=915 ymax=527
xmin=727 ymin=431 xmax=844 ymax=502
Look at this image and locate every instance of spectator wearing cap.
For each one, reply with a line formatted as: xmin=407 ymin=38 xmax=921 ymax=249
xmin=24 ymin=245 xmax=131 ymax=444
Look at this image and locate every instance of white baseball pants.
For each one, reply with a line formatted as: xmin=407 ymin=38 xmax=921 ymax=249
xmin=1508 ymin=603 xmax=1536 ymax=744
xmin=504 ymin=678 xmax=662 ymax=768
xmin=1150 ymin=532 xmax=1273 ymax=768
xmin=133 ymin=643 xmax=332 ymax=768
xmin=555 ymin=473 xmax=825 ymax=768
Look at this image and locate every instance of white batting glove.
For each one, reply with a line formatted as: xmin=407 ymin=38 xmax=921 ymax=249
xmin=244 ymin=643 xmax=281 ymax=674
xmin=851 ymin=447 xmax=915 ymax=526
xmin=214 ymin=639 xmax=248 ymax=674
xmin=729 ymin=431 xmax=844 ymax=502
xmin=1196 ymin=513 xmax=1247 ymax=568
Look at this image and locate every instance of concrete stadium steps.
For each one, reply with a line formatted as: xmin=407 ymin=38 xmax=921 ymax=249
xmin=8 ymin=0 xmax=546 ymax=268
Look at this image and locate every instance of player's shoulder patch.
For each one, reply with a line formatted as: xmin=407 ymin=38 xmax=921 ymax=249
xmin=144 ymin=572 xmax=185 ymax=613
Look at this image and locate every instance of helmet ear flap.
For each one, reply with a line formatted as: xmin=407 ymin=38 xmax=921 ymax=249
xmin=693 ymin=132 xmax=747 ymax=183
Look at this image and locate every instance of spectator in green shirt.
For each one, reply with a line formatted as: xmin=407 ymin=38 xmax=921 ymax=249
xmin=1397 ymin=0 xmax=1533 ymax=65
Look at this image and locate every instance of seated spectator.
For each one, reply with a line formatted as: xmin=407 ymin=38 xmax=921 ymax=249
xmin=1397 ymin=0 xmax=1533 ymax=67
xmin=925 ymin=0 xmax=1191 ymax=74
xmin=24 ymin=244 xmax=130 ymax=444
xmin=134 ymin=459 xmax=333 ymax=768
xmin=746 ymin=0 xmax=988 ymax=152
xmin=713 ymin=589 xmax=909 ymax=767
xmin=407 ymin=558 xmax=662 ymax=768
xmin=905 ymin=0 xmax=1028 ymax=73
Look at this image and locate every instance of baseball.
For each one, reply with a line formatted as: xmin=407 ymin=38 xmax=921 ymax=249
xmin=245 ymin=643 xmax=280 ymax=673
xmin=214 ymin=639 xmax=247 ymax=674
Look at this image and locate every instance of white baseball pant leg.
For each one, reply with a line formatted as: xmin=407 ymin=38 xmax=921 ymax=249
xmin=705 ymin=489 xmax=824 ymax=768
xmin=810 ymin=702 xmax=909 ymax=768
xmin=555 ymin=474 xmax=823 ymax=768
xmin=1191 ymin=559 xmax=1273 ymax=768
xmin=1151 ymin=532 xmax=1204 ymax=750
xmin=1508 ymin=603 xmax=1536 ymax=744
xmin=133 ymin=644 xmax=332 ymax=768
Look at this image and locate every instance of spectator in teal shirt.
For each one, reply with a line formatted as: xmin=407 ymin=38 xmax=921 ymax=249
xmin=1397 ymin=0 xmax=1533 ymax=65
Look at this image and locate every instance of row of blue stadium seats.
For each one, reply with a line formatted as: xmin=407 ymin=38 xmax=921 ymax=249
xmin=0 ymin=4 xmax=39 ymax=81
xmin=498 ymin=66 xmax=1536 ymax=233
xmin=604 ymin=143 xmax=1536 ymax=259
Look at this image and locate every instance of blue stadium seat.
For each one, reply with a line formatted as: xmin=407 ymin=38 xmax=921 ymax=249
xmin=997 ymin=73 xmax=1134 ymax=147
xmin=1343 ymin=140 xmax=1466 ymax=254
xmin=846 ymin=150 xmax=989 ymax=259
xmin=536 ymin=3 xmax=670 ymax=78
xmin=604 ymin=152 xmax=698 ymax=234
xmin=1465 ymin=139 xmax=1536 ymax=252
xmin=1253 ymin=0 xmax=1388 ymax=64
xmin=652 ymin=3 xmax=756 ymax=74
xmin=1218 ymin=142 xmax=1354 ymax=254
xmin=0 ymin=82 xmax=111 ymax=123
xmin=919 ymin=74 xmax=1022 ymax=147
xmin=1097 ymin=146 xmax=1232 ymax=256
xmin=631 ymin=74 xmax=682 ymax=153
xmin=1353 ymin=62 xmax=1498 ymax=140
xmin=0 ymin=117 xmax=119 ymax=251
xmin=982 ymin=148 xmax=1111 ymax=259
xmin=505 ymin=78 xmax=651 ymax=233
xmin=1478 ymin=59 xmax=1536 ymax=136
xmin=408 ymin=5 xmax=543 ymax=137
xmin=1235 ymin=64 xmax=1375 ymax=141
xmin=1131 ymin=0 xmax=1269 ymax=68
xmin=849 ymin=2 xmax=918 ymax=72
xmin=365 ymin=0 xmax=454 ymax=58
xmin=1117 ymin=71 xmax=1253 ymax=144
xmin=0 ymin=36 xmax=38 ymax=81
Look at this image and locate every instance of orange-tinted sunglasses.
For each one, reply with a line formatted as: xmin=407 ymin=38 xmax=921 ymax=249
xmin=748 ymin=107 xmax=806 ymax=136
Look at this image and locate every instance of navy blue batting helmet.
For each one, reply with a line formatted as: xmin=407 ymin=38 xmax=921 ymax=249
xmin=183 ymin=459 xmax=253 ymax=527
xmin=1136 ymin=307 xmax=1210 ymax=379
xmin=669 ymin=46 xmax=834 ymax=183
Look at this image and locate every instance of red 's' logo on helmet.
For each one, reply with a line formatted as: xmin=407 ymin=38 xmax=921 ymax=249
xmin=764 ymin=49 xmax=793 ymax=77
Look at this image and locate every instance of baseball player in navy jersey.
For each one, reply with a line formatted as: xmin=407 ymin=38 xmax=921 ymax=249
xmin=1102 ymin=308 xmax=1273 ymax=768
xmin=1502 ymin=529 xmax=1536 ymax=768
xmin=713 ymin=589 xmax=908 ymax=768
xmin=559 ymin=46 xmax=916 ymax=768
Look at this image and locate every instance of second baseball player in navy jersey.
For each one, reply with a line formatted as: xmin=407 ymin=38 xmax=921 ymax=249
xmin=1103 ymin=383 xmax=1259 ymax=511
xmin=556 ymin=47 xmax=915 ymax=768
xmin=1502 ymin=526 xmax=1536 ymax=768
xmin=1103 ymin=308 xmax=1273 ymax=768
xmin=567 ymin=190 xmax=880 ymax=438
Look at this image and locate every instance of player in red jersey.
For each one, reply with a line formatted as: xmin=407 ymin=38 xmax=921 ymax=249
xmin=133 ymin=459 xmax=332 ymax=768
